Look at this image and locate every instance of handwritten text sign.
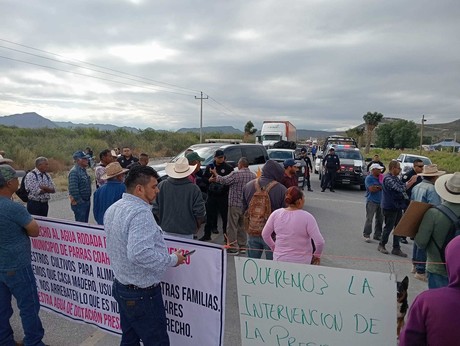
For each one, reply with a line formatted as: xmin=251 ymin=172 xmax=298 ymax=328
xmin=235 ymin=258 xmax=396 ymax=346
xmin=32 ymin=217 xmax=226 ymax=345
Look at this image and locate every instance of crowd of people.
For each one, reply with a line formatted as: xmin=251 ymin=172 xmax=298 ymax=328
xmin=2 ymin=145 xmax=460 ymax=344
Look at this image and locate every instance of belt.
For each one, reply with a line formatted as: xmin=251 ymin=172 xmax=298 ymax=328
xmin=114 ymin=279 xmax=159 ymax=290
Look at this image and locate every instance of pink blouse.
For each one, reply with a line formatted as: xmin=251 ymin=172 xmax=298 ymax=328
xmin=262 ymin=208 xmax=325 ymax=264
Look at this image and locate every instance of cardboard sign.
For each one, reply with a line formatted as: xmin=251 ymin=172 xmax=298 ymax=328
xmin=394 ymin=201 xmax=432 ymax=237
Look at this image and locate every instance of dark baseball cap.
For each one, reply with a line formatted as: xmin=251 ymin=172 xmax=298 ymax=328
xmin=73 ymin=151 xmax=91 ymax=160
xmin=283 ymin=159 xmax=300 ymax=168
xmin=0 ymin=164 xmax=26 ymax=185
xmin=186 ymin=152 xmax=205 ymax=163
xmin=214 ymin=150 xmax=225 ymax=158
xmin=300 ymin=147 xmax=307 ymax=153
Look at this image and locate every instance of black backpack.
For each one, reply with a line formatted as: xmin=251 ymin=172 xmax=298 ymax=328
xmin=15 ymin=171 xmax=40 ymax=202
xmin=433 ymin=204 xmax=460 ymax=264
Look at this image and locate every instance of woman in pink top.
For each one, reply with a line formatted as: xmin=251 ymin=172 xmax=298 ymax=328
xmin=262 ymin=186 xmax=325 ymax=264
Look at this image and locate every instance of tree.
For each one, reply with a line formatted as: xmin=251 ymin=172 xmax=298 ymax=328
xmin=375 ymin=120 xmax=418 ymax=149
xmin=243 ymin=121 xmax=257 ymax=142
xmin=363 ymin=111 xmax=383 ymax=154
xmin=345 ymin=126 xmax=365 ymax=148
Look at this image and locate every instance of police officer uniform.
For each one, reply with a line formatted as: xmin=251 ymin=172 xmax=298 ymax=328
xmin=321 ymin=148 xmax=340 ymax=192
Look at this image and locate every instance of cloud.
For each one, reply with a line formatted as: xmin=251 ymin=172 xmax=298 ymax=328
xmin=0 ymin=0 xmax=459 ymax=132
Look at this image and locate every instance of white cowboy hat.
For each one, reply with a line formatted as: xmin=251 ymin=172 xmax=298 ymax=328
xmin=101 ymin=162 xmax=129 ymax=180
xmin=165 ymin=157 xmax=197 ymax=179
xmin=435 ymin=172 xmax=460 ymax=204
xmin=0 ymin=155 xmax=13 ymax=164
xmin=418 ymin=164 xmax=446 ymax=177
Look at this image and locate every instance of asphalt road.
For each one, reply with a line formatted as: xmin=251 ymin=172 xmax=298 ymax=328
xmin=10 ymin=171 xmax=427 ymax=346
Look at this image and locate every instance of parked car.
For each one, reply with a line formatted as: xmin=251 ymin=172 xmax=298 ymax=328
xmin=152 ymin=143 xmax=269 ymax=181
xmin=318 ymin=147 xmax=367 ymax=190
xmin=267 ymin=148 xmax=305 ymax=187
xmin=396 ymin=154 xmax=432 ymax=175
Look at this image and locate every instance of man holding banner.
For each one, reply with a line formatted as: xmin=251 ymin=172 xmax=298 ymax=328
xmin=104 ymin=165 xmax=186 ymax=345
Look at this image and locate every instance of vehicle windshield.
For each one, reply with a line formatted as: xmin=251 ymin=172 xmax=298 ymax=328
xmin=268 ymin=150 xmax=294 ymax=160
xmin=262 ymin=135 xmax=281 ymax=141
xmin=405 ymin=156 xmax=432 ymax=165
xmin=335 ymin=150 xmax=363 ymax=160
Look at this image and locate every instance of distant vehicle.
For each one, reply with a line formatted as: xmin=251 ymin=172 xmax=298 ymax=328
xmin=151 ymin=142 xmax=269 ymax=181
xmin=321 ymin=135 xmax=357 ymax=152
xmin=260 ymin=121 xmax=297 ymax=148
xmin=396 ymin=154 xmax=432 ymax=175
xmin=267 ymin=148 xmax=296 ymax=162
xmin=318 ymin=146 xmax=367 ymax=190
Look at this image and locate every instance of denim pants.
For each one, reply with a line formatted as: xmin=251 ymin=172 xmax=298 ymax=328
xmin=0 ymin=265 xmax=45 ymax=346
xmin=113 ymin=280 xmax=169 ymax=346
xmin=27 ymin=200 xmax=49 ymax=217
xmin=412 ymin=243 xmax=427 ymax=274
xmin=363 ymin=201 xmax=383 ymax=238
xmin=380 ymin=209 xmax=402 ymax=249
xmin=427 ymin=272 xmax=449 ymax=289
xmin=247 ymin=235 xmax=273 ymax=260
xmin=71 ymin=200 xmax=90 ymax=223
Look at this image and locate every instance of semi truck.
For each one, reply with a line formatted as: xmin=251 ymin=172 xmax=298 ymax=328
xmin=260 ymin=121 xmax=297 ymax=148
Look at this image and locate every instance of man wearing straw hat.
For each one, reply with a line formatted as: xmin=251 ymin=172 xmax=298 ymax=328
xmin=93 ymin=162 xmax=128 ymax=225
xmin=415 ymin=171 xmax=460 ymax=289
xmin=410 ymin=164 xmax=445 ymax=282
xmin=153 ymin=157 xmax=206 ymax=239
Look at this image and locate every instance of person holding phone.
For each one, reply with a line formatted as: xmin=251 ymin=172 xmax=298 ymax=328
xmin=362 ymin=163 xmax=385 ymax=243
xmin=261 ymin=186 xmax=325 ymax=265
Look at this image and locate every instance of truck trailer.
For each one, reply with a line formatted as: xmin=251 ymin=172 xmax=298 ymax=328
xmin=260 ymin=121 xmax=297 ymax=148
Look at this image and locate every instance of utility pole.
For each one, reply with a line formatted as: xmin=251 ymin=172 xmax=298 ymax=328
xmin=195 ymin=91 xmax=208 ymax=143
xmin=419 ymin=114 xmax=426 ymax=155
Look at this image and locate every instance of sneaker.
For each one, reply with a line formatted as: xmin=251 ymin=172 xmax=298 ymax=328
xmin=199 ymin=235 xmax=212 ymax=241
xmin=363 ymin=236 xmax=371 ymax=243
xmin=308 ymin=188 xmax=313 ymax=192
xmin=414 ymin=272 xmax=428 ymax=282
xmin=321 ymin=188 xmax=326 ymax=192
xmin=391 ymin=248 xmax=408 ymax=257
xmin=400 ymin=238 xmax=409 ymax=244
xmin=239 ymin=248 xmax=246 ymax=254
xmin=330 ymin=189 xmax=335 ymax=192
xmin=378 ymin=245 xmax=389 ymax=254
xmin=212 ymin=229 xmax=219 ymax=234
xmin=373 ymin=235 xmax=382 ymax=241
xmin=227 ymin=249 xmax=239 ymax=255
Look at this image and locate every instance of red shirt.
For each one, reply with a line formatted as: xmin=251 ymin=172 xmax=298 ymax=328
xmin=282 ymin=174 xmax=298 ymax=188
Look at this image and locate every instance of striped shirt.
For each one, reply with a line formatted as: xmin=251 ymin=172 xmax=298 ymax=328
xmin=68 ymin=165 xmax=92 ymax=203
xmin=24 ymin=168 xmax=55 ymax=202
xmin=216 ymin=168 xmax=256 ymax=208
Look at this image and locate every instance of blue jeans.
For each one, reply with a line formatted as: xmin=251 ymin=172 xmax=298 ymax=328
xmin=113 ymin=280 xmax=169 ymax=346
xmin=0 ymin=265 xmax=45 ymax=346
xmin=27 ymin=200 xmax=49 ymax=217
xmin=247 ymin=235 xmax=273 ymax=260
xmin=428 ymin=272 xmax=449 ymax=289
xmin=71 ymin=200 xmax=90 ymax=223
xmin=380 ymin=209 xmax=402 ymax=249
xmin=412 ymin=243 xmax=427 ymax=274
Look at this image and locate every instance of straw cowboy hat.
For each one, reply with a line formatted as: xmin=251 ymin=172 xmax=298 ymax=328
xmin=435 ymin=172 xmax=460 ymax=204
xmin=0 ymin=155 xmax=13 ymax=164
xmin=418 ymin=164 xmax=446 ymax=177
xmin=101 ymin=162 xmax=129 ymax=180
xmin=165 ymin=157 xmax=197 ymax=179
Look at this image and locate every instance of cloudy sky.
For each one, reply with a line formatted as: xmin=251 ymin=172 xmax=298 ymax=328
xmin=1 ymin=0 xmax=459 ymax=132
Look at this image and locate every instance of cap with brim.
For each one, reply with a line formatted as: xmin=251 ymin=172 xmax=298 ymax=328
xmin=0 ymin=155 xmax=13 ymax=164
xmin=101 ymin=162 xmax=129 ymax=180
xmin=186 ymin=152 xmax=205 ymax=163
xmin=73 ymin=151 xmax=91 ymax=160
xmin=214 ymin=150 xmax=225 ymax=158
xmin=329 ymin=148 xmax=335 ymax=151
xmin=435 ymin=172 xmax=460 ymax=204
xmin=300 ymin=148 xmax=307 ymax=153
xmin=165 ymin=157 xmax=198 ymax=179
xmin=418 ymin=164 xmax=446 ymax=177
xmin=0 ymin=164 xmax=26 ymax=185
xmin=283 ymin=159 xmax=300 ymax=168
xmin=369 ymin=163 xmax=384 ymax=170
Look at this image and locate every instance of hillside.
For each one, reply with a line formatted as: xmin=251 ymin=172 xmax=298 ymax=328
xmin=0 ymin=112 xmax=58 ymax=128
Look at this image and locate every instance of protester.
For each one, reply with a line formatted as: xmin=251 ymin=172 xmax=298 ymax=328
xmin=95 ymin=149 xmax=116 ymax=188
xmin=410 ymin=164 xmax=445 ymax=282
xmin=104 ymin=165 xmax=186 ymax=345
xmin=117 ymin=146 xmax=139 ymax=168
xmin=362 ymin=163 xmax=384 ymax=242
xmin=24 ymin=156 xmax=56 ymax=217
xmin=262 ymin=186 xmax=324 ymax=264
xmin=399 ymin=236 xmax=460 ymax=346
xmin=153 ymin=157 xmax=206 ymax=239
xmin=378 ymin=160 xmax=418 ymax=257
xmin=0 ymin=164 xmax=47 ymax=346
xmin=415 ymin=172 xmax=460 ymax=289
xmin=299 ymin=148 xmax=313 ymax=191
xmin=367 ymin=154 xmax=386 ymax=174
xmin=139 ymin=153 xmax=149 ymax=166
xmin=200 ymin=150 xmax=233 ymax=241
xmin=93 ymin=162 xmax=128 ymax=225
xmin=212 ymin=157 xmax=256 ymax=255
xmin=321 ymin=147 xmax=340 ymax=192
xmin=186 ymin=152 xmax=205 ymax=184
xmin=243 ymin=160 xmax=287 ymax=260
xmin=68 ymin=151 xmax=92 ymax=223
xmin=281 ymin=159 xmax=300 ymax=188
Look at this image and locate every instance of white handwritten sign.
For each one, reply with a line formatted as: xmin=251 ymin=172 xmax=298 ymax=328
xmin=235 ymin=257 xmax=396 ymax=346
xmin=32 ymin=217 xmax=226 ymax=346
